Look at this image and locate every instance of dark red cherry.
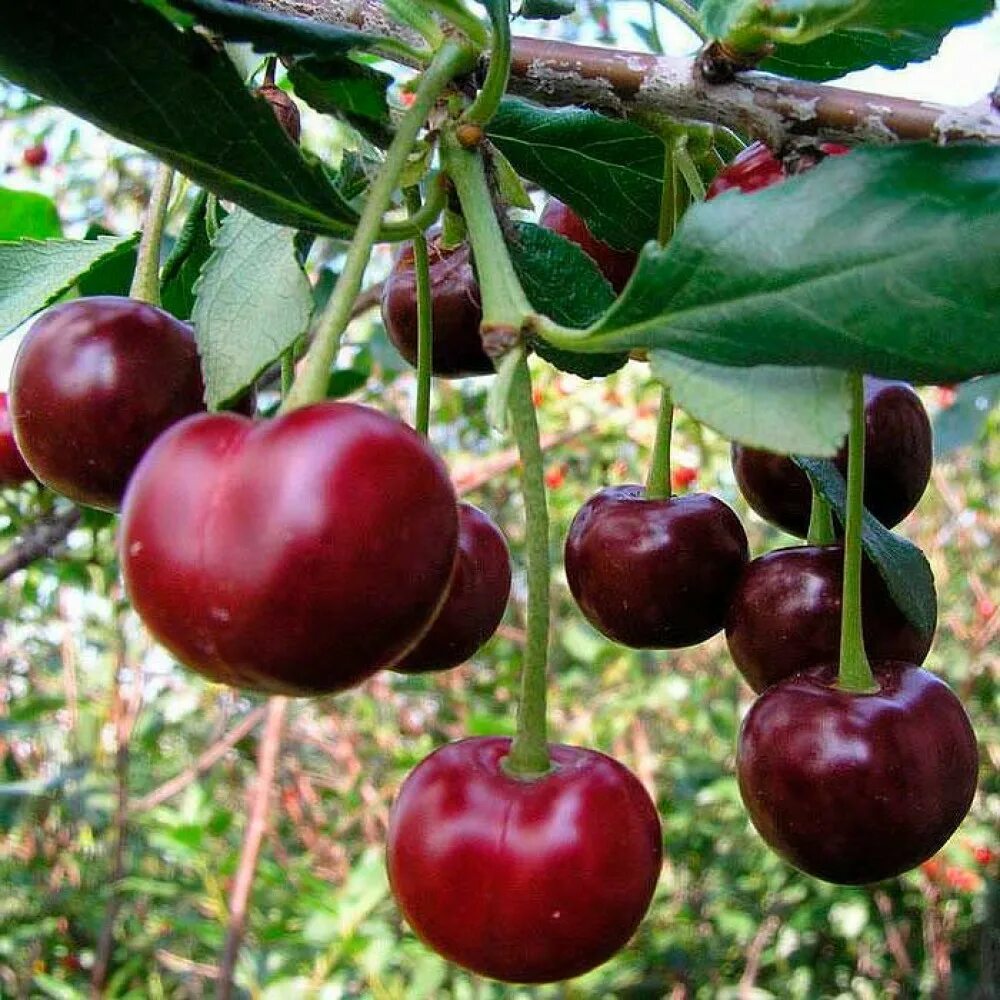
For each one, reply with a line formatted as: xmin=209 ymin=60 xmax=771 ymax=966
xmin=23 ymin=143 xmax=48 ymax=168
xmin=565 ymin=486 xmax=749 ymax=648
xmin=393 ymin=502 xmax=511 ymax=674
xmin=120 ymin=401 xmax=459 ymax=696
xmin=380 ymin=236 xmax=493 ymax=378
xmin=732 ymin=378 xmax=932 ymax=536
xmin=538 ymin=199 xmax=638 ymax=294
xmin=725 ymin=545 xmax=933 ymax=692
xmin=0 ymin=392 xmax=35 ymax=486
xmin=9 ymin=297 xmax=205 ymax=510
xmin=387 ymin=736 xmax=662 ymax=983
xmin=737 ymin=662 xmax=978 ymax=884
xmin=706 ymin=141 xmax=784 ymax=198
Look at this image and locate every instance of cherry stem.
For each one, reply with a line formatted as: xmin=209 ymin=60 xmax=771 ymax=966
xmin=462 ymin=0 xmax=511 ymax=126
xmin=424 ymin=0 xmax=489 ymax=47
xmin=283 ymin=40 xmax=474 ymax=414
xmin=837 ymin=373 xmax=878 ymax=693
xmin=652 ymin=0 xmax=706 ymax=39
xmin=405 ymin=187 xmax=433 ymax=437
xmin=645 ymin=386 xmax=674 ymax=500
xmin=504 ymin=350 xmax=552 ymax=777
xmin=657 ymin=139 xmax=678 ymax=244
xmin=129 ymin=162 xmax=174 ymax=306
xmin=263 ymin=56 xmax=277 ymax=88
xmin=280 ymin=349 xmax=295 ymax=399
xmin=806 ymin=486 xmax=836 ymax=546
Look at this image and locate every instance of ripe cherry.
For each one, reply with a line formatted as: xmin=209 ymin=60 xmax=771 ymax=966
xmin=9 ymin=297 xmax=205 ymax=510
xmin=732 ymin=378 xmax=932 ymax=536
xmin=380 ymin=236 xmax=493 ymax=377
xmin=22 ymin=143 xmax=48 ymax=168
xmin=393 ymin=502 xmax=511 ymax=674
xmin=387 ymin=736 xmax=662 ymax=983
xmin=120 ymin=401 xmax=459 ymax=695
xmin=538 ymin=199 xmax=638 ymax=294
xmin=737 ymin=662 xmax=978 ymax=884
xmin=707 ymin=140 xmax=849 ymax=199
xmin=565 ymin=486 xmax=749 ymax=648
xmin=0 ymin=392 xmax=35 ymax=486
xmin=725 ymin=545 xmax=933 ymax=693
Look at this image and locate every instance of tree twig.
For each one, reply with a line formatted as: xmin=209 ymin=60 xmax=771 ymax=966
xmin=217 ymin=696 xmax=288 ymax=1000
xmin=0 ymin=506 xmax=81 ymax=582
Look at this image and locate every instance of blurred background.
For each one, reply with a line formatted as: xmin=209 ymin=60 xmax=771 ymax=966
xmin=1 ymin=2 xmax=998 ymax=997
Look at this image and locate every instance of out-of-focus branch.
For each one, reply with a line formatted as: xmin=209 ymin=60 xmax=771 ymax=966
xmin=0 ymin=506 xmax=81 ymax=581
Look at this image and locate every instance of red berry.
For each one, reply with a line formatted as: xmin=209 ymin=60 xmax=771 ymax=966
xmin=706 ymin=142 xmax=784 ymax=198
xmin=23 ymin=143 xmax=48 ymax=168
xmin=671 ymin=465 xmax=698 ymax=490
xmin=972 ymin=845 xmax=994 ymax=865
xmin=10 ymin=297 xmax=205 ymax=510
xmin=387 ymin=736 xmax=662 ymax=983
xmin=544 ymin=464 xmax=566 ymax=490
xmin=0 ymin=392 xmax=35 ymax=486
xmin=120 ymin=401 xmax=459 ymax=695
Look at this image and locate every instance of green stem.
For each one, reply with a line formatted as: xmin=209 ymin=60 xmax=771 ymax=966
xmin=675 ymin=143 xmax=707 ymax=201
xmin=647 ymin=0 xmax=664 ymax=54
xmin=280 ymin=349 xmax=295 ymax=398
xmin=284 ymin=40 xmax=474 ymax=414
xmin=406 ymin=187 xmax=434 ymax=437
xmin=645 ymin=386 xmax=674 ymax=500
xmin=652 ymin=0 xmax=706 ymax=39
xmin=806 ymin=487 xmax=836 ymax=546
xmin=440 ymin=128 xmax=533 ymax=330
xmin=657 ymin=141 xmax=678 ymax=245
xmin=837 ymin=373 xmax=878 ymax=693
xmin=425 ymin=0 xmax=489 ymax=47
xmin=379 ymin=173 xmax=448 ymax=242
xmin=503 ymin=351 xmax=551 ymax=777
xmin=713 ymin=125 xmax=748 ymax=159
xmin=129 ymin=163 xmax=174 ymax=306
xmin=463 ymin=0 xmax=511 ymax=126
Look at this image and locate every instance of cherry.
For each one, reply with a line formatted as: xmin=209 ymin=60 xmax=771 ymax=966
xmin=22 ymin=143 xmax=48 ymax=168
xmin=565 ymin=486 xmax=749 ymax=648
xmin=255 ymin=84 xmax=301 ymax=143
xmin=9 ymin=297 xmax=205 ymax=510
xmin=732 ymin=378 xmax=932 ymax=536
xmin=737 ymin=662 xmax=978 ymax=884
xmin=707 ymin=140 xmax=849 ymax=198
xmin=726 ymin=545 xmax=933 ymax=693
xmin=393 ymin=502 xmax=511 ymax=674
xmin=538 ymin=199 xmax=638 ymax=294
xmin=386 ymin=736 xmax=662 ymax=983
xmin=0 ymin=392 xmax=35 ymax=486
xmin=380 ymin=236 xmax=493 ymax=378
xmin=120 ymin=401 xmax=459 ymax=695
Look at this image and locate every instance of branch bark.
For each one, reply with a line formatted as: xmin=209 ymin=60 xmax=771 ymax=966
xmin=240 ymin=0 xmax=1000 ymax=146
xmin=0 ymin=506 xmax=81 ymax=582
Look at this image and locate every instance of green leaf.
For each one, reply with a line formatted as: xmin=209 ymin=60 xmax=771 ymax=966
xmin=544 ymin=145 xmax=1000 ymax=385
xmin=933 ymin=374 xmax=1000 ymax=455
xmin=508 ymin=221 xmax=627 ymax=378
xmin=795 ymin=456 xmax=937 ymax=636
xmin=0 ymin=235 xmax=140 ymax=338
xmin=161 ymin=192 xmax=215 ymax=320
xmin=651 ymin=352 xmax=849 ymax=456
xmin=0 ymin=0 xmax=360 ymax=236
xmin=192 ymin=208 xmax=313 ymax=408
xmin=522 ymin=0 xmax=576 ymax=17
xmin=488 ymin=98 xmax=663 ymax=250
xmin=76 ymin=224 xmax=138 ymax=298
xmin=0 ymin=188 xmax=61 ymax=241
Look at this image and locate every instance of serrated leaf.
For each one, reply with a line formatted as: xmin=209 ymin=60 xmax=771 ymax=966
xmin=651 ymin=352 xmax=849 ymax=455
xmin=933 ymin=374 xmax=1000 ymax=455
xmin=0 ymin=187 xmax=61 ymax=241
xmin=192 ymin=208 xmax=313 ymax=408
xmin=77 ymin=225 xmax=137 ymax=297
xmin=795 ymin=456 xmax=936 ymax=636
xmin=0 ymin=235 xmax=140 ymax=337
xmin=542 ymin=145 xmax=1000 ymax=385
xmin=0 ymin=0 xmax=359 ymax=236
xmin=488 ymin=98 xmax=663 ymax=250
xmin=161 ymin=192 xmax=216 ymax=320
xmin=508 ymin=221 xmax=627 ymax=378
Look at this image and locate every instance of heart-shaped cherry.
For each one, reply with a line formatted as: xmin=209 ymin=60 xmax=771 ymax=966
xmin=120 ymin=401 xmax=459 ymax=695
xmin=737 ymin=662 xmax=978 ymax=884
xmin=565 ymin=486 xmax=749 ymax=648
xmin=9 ymin=296 xmax=205 ymax=510
xmin=732 ymin=378 xmax=932 ymax=536
xmin=725 ymin=544 xmax=934 ymax=692
xmin=380 ymin=236 xmax=493 ymax=377
xmin=538 ymin=199 xmax=638 ymax=294
xmin=387 ymin=736 xmax=662 ymax=983
xmin=0 ymin=392 xmax=35 ymax=486
xmin=393 ymin=502 xmax=511 ymax=674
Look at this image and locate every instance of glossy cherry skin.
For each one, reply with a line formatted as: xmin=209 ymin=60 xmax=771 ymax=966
xmin=538 ymin=199 xmax=639 ymax=294
xmin=387 ymin=736 xmax=662 ymax=983
xmin=393 ymin=503 xmax=511 ymax=674
xmin=706 ymin=141 xmax=784 ymax=198
xmin=732 ymin=378 xmax=932 ymax=536
xmin=381 ymin=237 xmax=493 ymax=378
xmin=0 ymin=392 xmax=35 ymax=486
xmin=10 ymin=297 xmax=205 ymax=510
xmin=120 ymin=401 xmax=459 ymax=696
xmin=726 ymin=545 xmax=933 ymax=693
xmin=737 ymin=662 xmax=978 ymax=884
xmin=565 ymin=486 xmax=749 ymax=648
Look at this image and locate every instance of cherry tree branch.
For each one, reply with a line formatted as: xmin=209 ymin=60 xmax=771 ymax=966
xmin=0 ymin=506 xmax=81 ymax=582
xmin=240 ymin=0 xmax=1000 ymax=146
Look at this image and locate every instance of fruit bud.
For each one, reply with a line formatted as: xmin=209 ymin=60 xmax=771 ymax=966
xmin=456 ymin=123 xmax=486 ymax=149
